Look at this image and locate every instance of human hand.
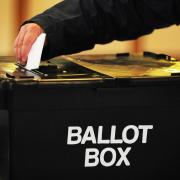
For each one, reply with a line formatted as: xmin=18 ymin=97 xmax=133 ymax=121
xmin=14 ymin=23 xmax=44 ymax=64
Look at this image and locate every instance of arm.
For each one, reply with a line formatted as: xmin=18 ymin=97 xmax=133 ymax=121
xmin=15 ymin=0 xmax=180 ymax=61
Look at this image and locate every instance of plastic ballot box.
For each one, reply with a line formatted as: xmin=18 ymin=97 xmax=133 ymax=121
xmin=0 ymin=53 xmax=180 ymax=180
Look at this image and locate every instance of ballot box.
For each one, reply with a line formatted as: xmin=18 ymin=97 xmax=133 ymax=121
xmin=0 ymin=53 xmax=180 ymax=180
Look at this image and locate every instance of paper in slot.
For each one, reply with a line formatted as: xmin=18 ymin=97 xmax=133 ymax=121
xmin=25 ymin=33 xmax=46 ymax=70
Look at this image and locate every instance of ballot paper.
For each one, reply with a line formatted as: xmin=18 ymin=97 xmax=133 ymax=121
xmin=25 ymin=33 xmax=46 ymax=70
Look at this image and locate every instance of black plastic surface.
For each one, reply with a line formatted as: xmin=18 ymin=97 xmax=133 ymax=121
xmin=0 ymin=55 xmax=180 ymax=180
xmin=0 ymin=110 xmax=9 ymax=180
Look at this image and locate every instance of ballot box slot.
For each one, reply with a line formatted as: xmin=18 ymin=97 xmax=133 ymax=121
xmin=15 ymin=63 xmax=48 ymax=77
xmin=3 ymin=59 xmax=112 ymax=84
xmin=30 ymin=61 xmax=110 ymax=80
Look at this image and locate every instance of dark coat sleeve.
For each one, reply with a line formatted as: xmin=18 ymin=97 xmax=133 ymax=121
xmin=25 ymin=0 xmax=180 ymax=60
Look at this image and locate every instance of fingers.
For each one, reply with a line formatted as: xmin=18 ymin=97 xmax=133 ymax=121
xmin=14 ymin=31 xmax=21 ymax=62
xmin=14 ymin=23 xmax=44 ymax=64
xmin=15 ymin=26 xmax=26 ymax=61
xmin=20 ymin=31 xmax=39 ymax=63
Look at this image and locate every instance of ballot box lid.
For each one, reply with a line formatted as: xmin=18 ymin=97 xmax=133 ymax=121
xmin=1 ymin=53 xmax=180 ymax=88
xmin=68 ymin=52 xmax=180 ymax=86
xmin=0 ymin=56 xmax=113 ymax=88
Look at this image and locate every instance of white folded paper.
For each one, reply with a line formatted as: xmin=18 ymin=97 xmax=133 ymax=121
xmin=25 ymin=33 xmax=46 ymax=70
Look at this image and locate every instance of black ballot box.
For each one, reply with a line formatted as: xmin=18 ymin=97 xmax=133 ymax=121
xmin=0 ymin=53 xmax=180 ymax=180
